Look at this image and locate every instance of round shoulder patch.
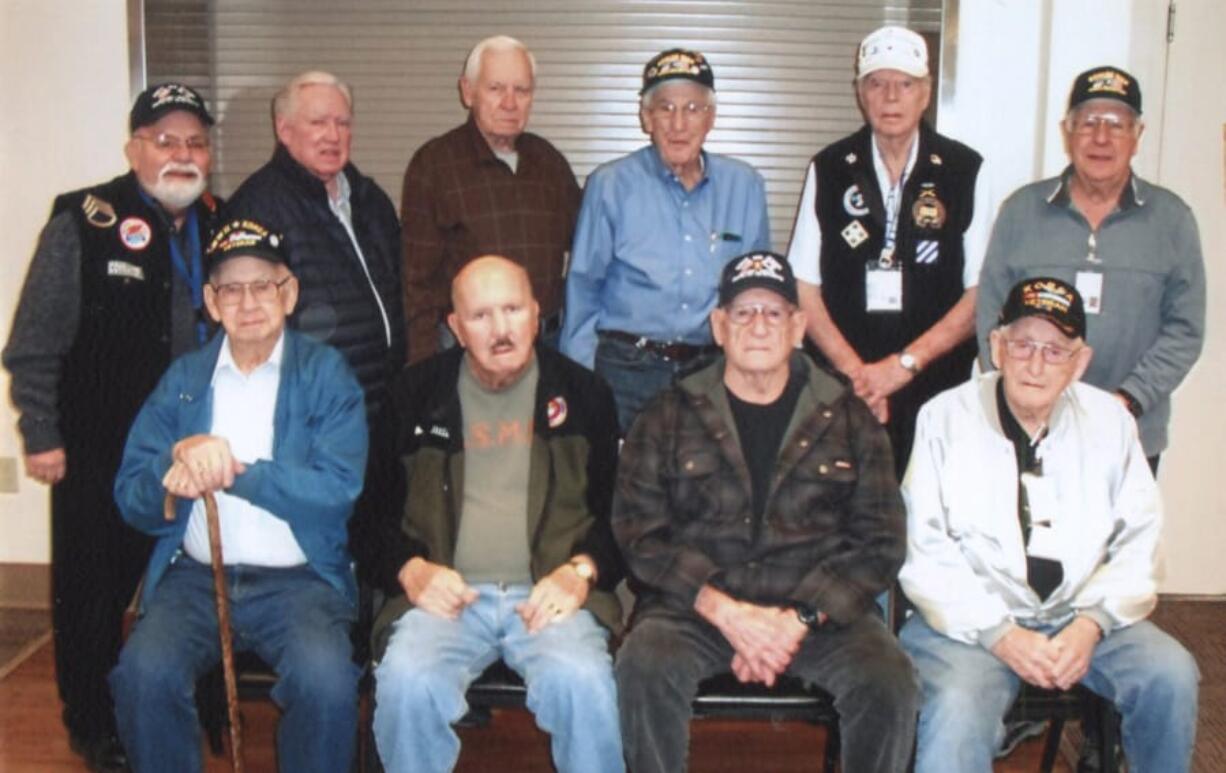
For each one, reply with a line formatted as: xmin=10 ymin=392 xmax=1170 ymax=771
xmin=118 ymin=217 xmax=153 ymax=251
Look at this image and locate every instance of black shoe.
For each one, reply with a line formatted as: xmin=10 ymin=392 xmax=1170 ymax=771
xmin=69 ymin=732 xmax=131 ymax=772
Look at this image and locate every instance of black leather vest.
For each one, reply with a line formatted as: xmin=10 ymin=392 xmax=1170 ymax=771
xmin=52 ymin=172 xmax=221 ymax=466
xmin=814 ymin=123 xmax=981 ymax=369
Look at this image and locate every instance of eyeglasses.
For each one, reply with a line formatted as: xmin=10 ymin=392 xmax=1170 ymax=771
xmin=725 ymin=303 xmax=793 ymax=327
xmin=134 ymin=132 xmax=211 ymax=153
xmin=648 ymin=101 xmax=712 ymax=122
xmin=210 ymin=277 xmax=291 ymax=307
xmin=1068 ymin=112 xmax=1136 ymax=138
xmin=1003 ymin=337 xmax=1081 ymax=364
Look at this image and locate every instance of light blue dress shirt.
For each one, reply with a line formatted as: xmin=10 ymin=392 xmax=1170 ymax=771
xmin=560 ymin=145 xmax=771 ymax=368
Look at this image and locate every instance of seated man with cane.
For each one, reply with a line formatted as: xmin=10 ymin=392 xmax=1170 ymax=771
xmin=111 ymin=218 xmax=368 ymax=772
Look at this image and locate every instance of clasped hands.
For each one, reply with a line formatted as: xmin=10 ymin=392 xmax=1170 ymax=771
xmin=845 ymin=357 xmax=914 ymax=424
xmin=163 ymin=434 xmax=246 ymax=500
xmin=399 ymin=556 xmax=592 ymax=634
xmin=695 ymin=585 xmax=811 ymax=687
xmin=990 ymin=617 xmax=1102 ymax=690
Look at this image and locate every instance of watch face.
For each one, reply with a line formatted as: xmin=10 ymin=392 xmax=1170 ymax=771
xmin=899 ymin=352 xmax=919 ymax=372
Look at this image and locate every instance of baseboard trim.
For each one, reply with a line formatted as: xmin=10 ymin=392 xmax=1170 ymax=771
xmin=0 ymin=563 xmax=50 ymax=609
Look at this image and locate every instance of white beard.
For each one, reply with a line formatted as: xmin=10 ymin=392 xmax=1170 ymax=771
xmin=149 ymin=162 xmax=207 ymax=212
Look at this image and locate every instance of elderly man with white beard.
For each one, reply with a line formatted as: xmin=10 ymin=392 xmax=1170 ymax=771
xmin=2 ymin=82 xmax=222 ymax=772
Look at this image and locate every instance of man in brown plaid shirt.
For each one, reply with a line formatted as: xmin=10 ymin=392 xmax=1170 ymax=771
xmin=401 ymin=35 xmax=580 ymax=363
xmin=613 ymin=251 xmax=917 ymax=772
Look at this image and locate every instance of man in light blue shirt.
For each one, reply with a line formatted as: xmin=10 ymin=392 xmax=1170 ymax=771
xmin=560 ymin=49 xmax=771 ymax=432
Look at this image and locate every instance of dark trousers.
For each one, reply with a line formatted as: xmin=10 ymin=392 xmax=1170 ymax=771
xmin=615 ymin=605 xmax=918 ymax=773
xmin=50 ymin=461 xmax=152 ymax=739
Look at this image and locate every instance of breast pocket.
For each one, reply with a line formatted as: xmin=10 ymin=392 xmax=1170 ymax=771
xmin=774 ymin=455 xmax=859 ymax=531
xmin=669 ymin=450 xmax=725 ymax=523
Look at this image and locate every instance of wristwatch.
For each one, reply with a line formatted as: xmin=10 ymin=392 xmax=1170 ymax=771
xmin=898 ymin=351 xmax=921 ymax=374
xmin=791 ymin=603 xmax=823 ymax=629
xmin=568 ymin=558 xmax=596 ymax=587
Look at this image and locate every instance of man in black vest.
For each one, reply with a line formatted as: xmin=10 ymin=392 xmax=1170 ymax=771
xmin=785 ymin=25 xmax=991 ymax=477
xmin=225 ymin=70 xmax=405 ymax=418
xmin=3 ymin=82 xmax=222 ymax=771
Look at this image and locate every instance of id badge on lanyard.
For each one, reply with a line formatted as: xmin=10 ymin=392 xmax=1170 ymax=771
xmin=866 ymin=183 xmax=903 ymax=312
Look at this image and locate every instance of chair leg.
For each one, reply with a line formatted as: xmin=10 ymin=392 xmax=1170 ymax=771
xmin=822 ymin=723 xmax=840 ymax=773
xmin=1097 ymin=701 xmax=1121 ymax=773
xmin=1039 ymin=718 xmax=1065 ymax=773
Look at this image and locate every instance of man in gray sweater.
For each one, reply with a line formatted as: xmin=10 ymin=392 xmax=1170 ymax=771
xmin=977 ymin=66 xmax=1205 ymax=470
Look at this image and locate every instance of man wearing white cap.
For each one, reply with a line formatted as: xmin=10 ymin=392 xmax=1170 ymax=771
xmin=786 ymin=25 xmax=992 ymax=478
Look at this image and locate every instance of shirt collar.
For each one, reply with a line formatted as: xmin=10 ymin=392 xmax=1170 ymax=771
xmin=1046 ymin=165 xmax=1144 ymax=211
xmin=648 ymin=144 xmax=708 ymax=186
xmin=870 ymin=130 xmax=921 ymax=189
xmin=329 ymin=169 xmax=352 ymax=208
xmin=213 ymin=330 xmax=286 ymax=383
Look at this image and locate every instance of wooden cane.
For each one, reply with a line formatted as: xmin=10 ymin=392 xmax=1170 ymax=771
xmin=164 ymin=492 xmax=245 ymax=772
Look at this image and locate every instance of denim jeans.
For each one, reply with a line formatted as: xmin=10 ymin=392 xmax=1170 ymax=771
xmin=594 ymin=334 xmax=718 ymax=434
xmin=615 ymin=604 xmax=918 ymax=773
xmin=901 ymin=614 xmax=1199 ymax=773
xmin=109 ymin=557 xmax=359 ymax=773
xmin=373 ymin=583 xmax=623 ymax=773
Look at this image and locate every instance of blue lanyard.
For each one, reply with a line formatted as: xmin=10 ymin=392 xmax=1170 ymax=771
xmin=138 ymin=191 xmax=209 ymax=345
xmin=168 ymin=208 xmax=208 ymax=345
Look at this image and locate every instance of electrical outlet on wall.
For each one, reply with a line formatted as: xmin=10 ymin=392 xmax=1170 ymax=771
xmin=0 ymin=457 xmax=19 ymax=493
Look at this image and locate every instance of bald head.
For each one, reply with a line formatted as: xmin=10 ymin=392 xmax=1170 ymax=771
xmin=448 ymin=255 xmax=540 ymax=390
xmin=451 ymin=255 xmax=533 ymax=312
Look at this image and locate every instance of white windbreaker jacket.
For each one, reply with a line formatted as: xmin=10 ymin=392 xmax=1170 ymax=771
xmin=899 ymin=373 xmax=1161 ymax=648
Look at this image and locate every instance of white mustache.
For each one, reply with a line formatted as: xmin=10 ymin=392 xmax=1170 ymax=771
xmin=159 ymin=162 xmax=201 ymax=181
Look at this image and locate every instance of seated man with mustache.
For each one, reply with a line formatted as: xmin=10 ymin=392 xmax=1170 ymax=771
xmin=356 ymin=255 xmax=625 ymax=773
xmin=3 ymin=82 xmax=222 ymax=772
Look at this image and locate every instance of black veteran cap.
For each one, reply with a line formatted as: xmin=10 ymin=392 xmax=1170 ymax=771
xmin=719 ymin=252 xmax=798 ymax=306
xmin=130 ymin=82 xmax=215 ymax=132
xmin=206 ymin=219 xmax=287 ymax=274
xmin=641 ymin=49 xmax=715 ymax=94
xmin=1068 ymin=66 xmax=1142 ymax=115
xmin=999 ymin=277 xmax=1086 ymax=339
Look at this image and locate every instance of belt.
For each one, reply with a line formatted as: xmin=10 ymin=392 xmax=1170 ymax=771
xmin=602 ymin=330 xmax=721 ymax=363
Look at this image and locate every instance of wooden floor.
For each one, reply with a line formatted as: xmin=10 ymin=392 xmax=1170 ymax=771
xmin=1 ymin=599 xmax=1220 ymax=771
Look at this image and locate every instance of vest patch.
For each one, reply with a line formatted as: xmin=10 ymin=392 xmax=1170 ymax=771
xmin=118 ymin=217 xmax=152 ymax=251
xmin=82 ymin=194 xmax=117 ymax=228
xmin=912 ymin=187 xmax=947 ymax=229
xmin=841 ymin=220 xmax=869 ymax=249
xmin=107 ymin=260 xmax=146 ymax=280
xmin=842 ymin=185 xmax=870 ymax=217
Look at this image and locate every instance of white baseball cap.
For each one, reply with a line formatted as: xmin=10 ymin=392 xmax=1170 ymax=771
xmin=857 ymin=25 xmax=929 ymax=79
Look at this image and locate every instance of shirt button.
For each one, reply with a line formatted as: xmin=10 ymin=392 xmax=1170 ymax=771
xmin=684 ymin=234 xmax=693 ymax=242
xmin=798 ymin=439 xmax=810 ymax=448
xmin=743 ymin=517 xmax=752 ymax=525
xmin=684 ymin=268 xmax=693 ymax=276
xmin=822 ymin=410 xmax=833 ymax=418
xmin=819 ymin=464 xmax=829 ymax=474
xmin=684 ymin=460 xmax=695 ymax=471
xmin=681 ymin=303 xmax=689 ymax=310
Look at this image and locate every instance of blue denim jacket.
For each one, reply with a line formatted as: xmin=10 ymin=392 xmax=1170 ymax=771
xmin=114 ymin=328 xmax=368 ymax=610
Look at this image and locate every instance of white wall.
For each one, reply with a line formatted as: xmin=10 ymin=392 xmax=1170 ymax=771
xmin=0 ymin=0 xmax=131 ymax=562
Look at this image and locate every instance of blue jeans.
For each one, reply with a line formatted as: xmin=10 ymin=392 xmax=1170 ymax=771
xmin=594 ymin=334 xmax=718 ymax=434
xmin=901 ymin=614 xmax=1199 ymax=773
xmin=109 ymin=558 xmax=359 ymax=773
xmin=373 ymin=583 xmax=623 ymax=773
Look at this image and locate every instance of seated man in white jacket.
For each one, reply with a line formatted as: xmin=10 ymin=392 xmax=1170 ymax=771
xmin=898 ymin=276 xmax=1199 ymax=773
